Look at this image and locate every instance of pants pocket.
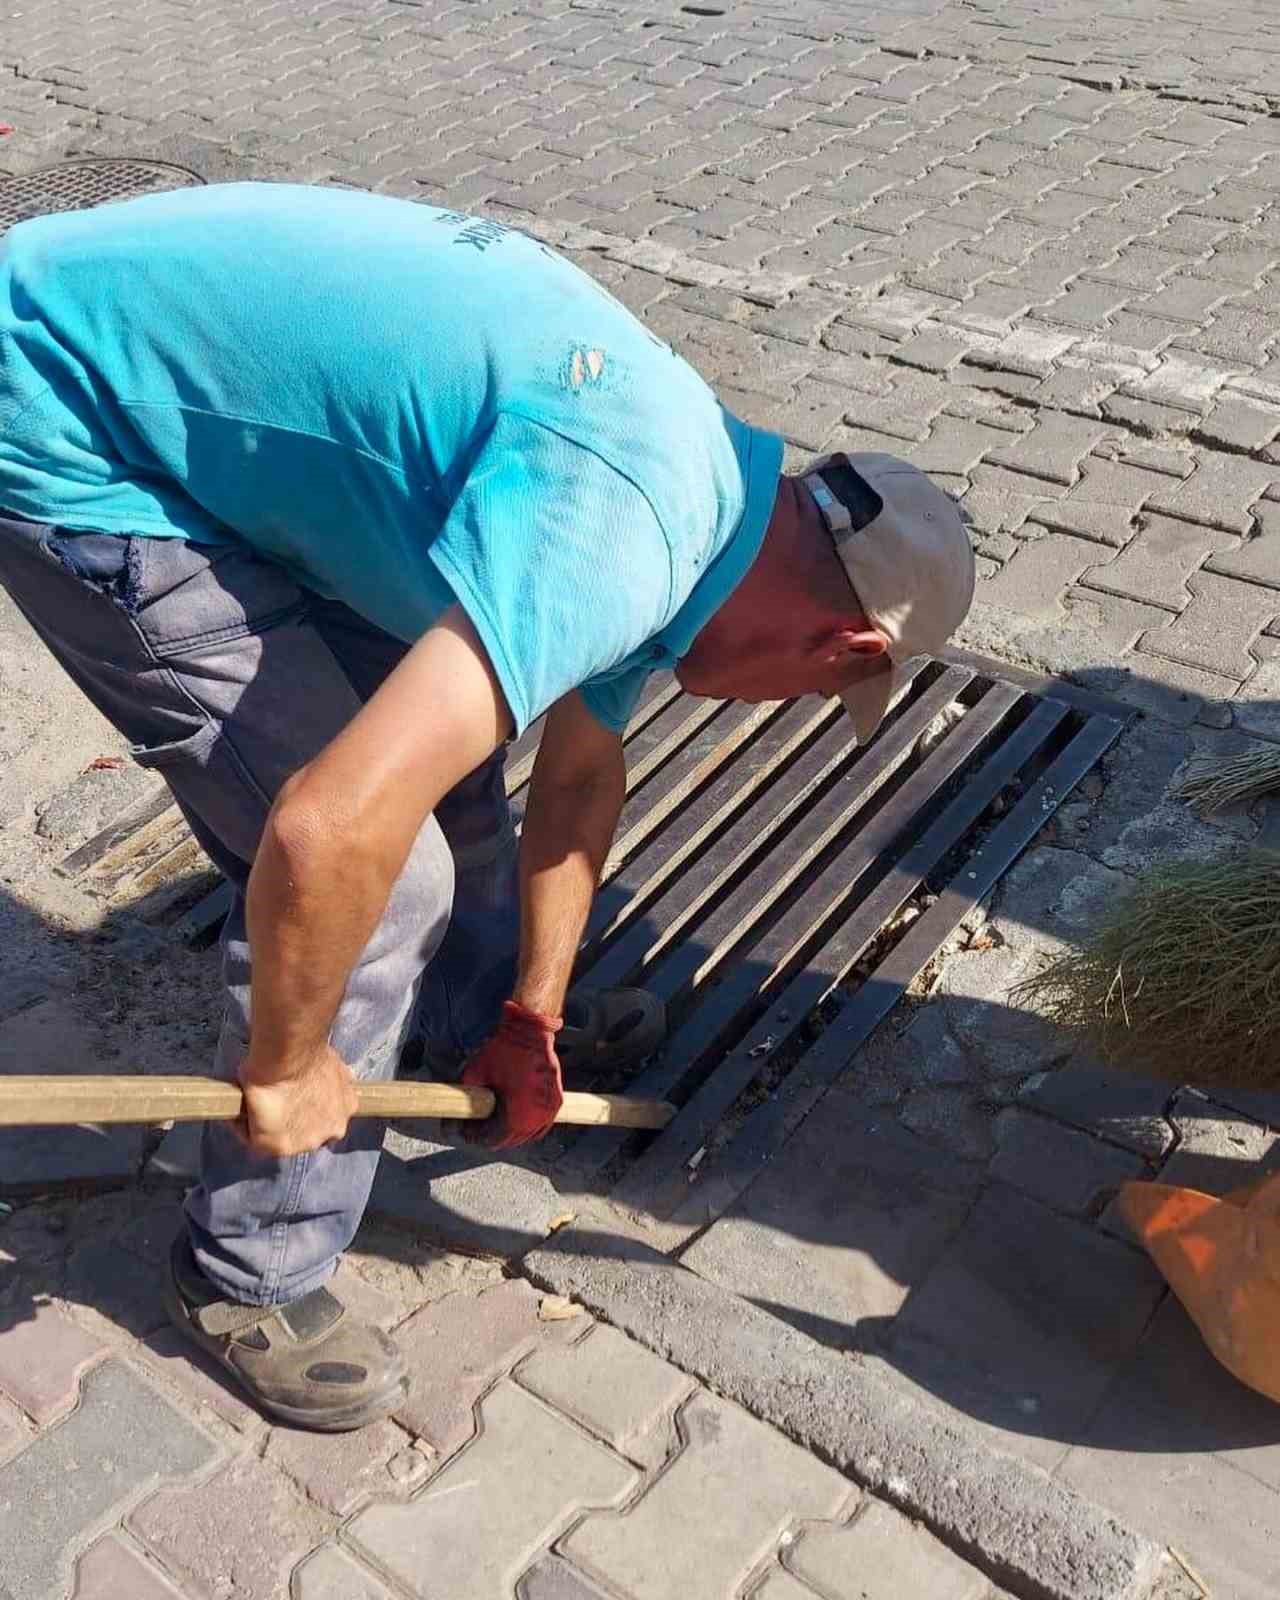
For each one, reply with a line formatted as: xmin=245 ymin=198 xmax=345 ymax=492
xmin=130 ymin=718 xmax=273 ymax=872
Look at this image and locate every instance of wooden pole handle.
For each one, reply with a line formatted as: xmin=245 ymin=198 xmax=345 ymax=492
xmin=0 ymin=1076 xmax=675 ymax=1131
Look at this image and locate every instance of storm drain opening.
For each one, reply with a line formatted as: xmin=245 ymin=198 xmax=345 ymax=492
xmin=0 ymin=159 xmax=204 ymax=234
xmin=59 ymin=657 xmax=1129 ymax=1222
xmin=511 ymin=657 xmax=1131 ymax=1221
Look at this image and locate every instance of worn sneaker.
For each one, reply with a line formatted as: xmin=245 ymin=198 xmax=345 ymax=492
xmin=163 ymin=1234 xmax=409 ymax=1432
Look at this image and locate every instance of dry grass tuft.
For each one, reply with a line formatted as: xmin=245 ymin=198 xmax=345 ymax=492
xmin=1015 ymin=852 xmax=1280 ymax=1087
xmin=1176 ymin=746 xmax=1280 ymax=817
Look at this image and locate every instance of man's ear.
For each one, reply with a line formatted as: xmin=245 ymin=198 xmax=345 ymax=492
xmin=818 ymin=626 xmax=890 ymax=665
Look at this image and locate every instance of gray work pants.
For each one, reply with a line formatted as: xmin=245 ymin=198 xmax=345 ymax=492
xmin=0 ymin=513 xmax=519 ymax=1305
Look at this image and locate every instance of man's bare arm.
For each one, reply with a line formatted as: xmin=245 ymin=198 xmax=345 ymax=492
xmin=239 ymin=606 xmax=512 ymax=1152
xmin=515 ymin=690 xmax=627 ymax=1018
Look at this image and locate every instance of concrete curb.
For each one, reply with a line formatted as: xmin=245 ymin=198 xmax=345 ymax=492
xmin=523 ymin=1217 xmax=1164 ymax=1600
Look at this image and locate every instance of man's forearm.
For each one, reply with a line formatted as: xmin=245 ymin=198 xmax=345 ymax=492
xmin=515 ymin=763 xmax=626 ymax=1018
xmin=241 ymin=796 xmax=402 ymax=1081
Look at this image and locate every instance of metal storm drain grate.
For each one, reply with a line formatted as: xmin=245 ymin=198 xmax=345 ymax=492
xmin=509 ymin=656 xmax=1130 ymax=1220
xmin=0 ymin=159 xmax=203 ymax=234
xmin=60 ymin=656 xmax=1129 ymax=1223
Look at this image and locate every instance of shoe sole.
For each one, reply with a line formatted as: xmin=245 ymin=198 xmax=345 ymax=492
xmin=162 ymin=1273 xmax=409 ymax=1434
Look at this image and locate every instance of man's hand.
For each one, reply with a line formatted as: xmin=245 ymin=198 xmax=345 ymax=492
xmin=238 ymin=1044 xmax=360 ymax=1158
xmin=460 ymin=1000 xmax=564 ymax=1150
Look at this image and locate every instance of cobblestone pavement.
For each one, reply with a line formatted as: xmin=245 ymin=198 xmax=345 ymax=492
xmin=0 ymin=1196 xmax=1006 ymax=1600
xmin=4 ymin=2 xmax=1280 ymax=1597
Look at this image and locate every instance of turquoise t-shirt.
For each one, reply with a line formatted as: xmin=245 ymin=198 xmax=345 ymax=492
xmin=0 ymin=183 xmax=782 ymax=733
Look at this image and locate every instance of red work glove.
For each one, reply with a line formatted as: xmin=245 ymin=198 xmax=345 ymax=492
xmin=460 ymin=1000 xmax=564 ymax=1150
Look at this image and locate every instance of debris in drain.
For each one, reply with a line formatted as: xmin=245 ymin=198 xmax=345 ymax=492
xmin=915 ymin=698 xmax=967 ymax=760
xmin=748 ymin=1036 xmax=776 ymax=1057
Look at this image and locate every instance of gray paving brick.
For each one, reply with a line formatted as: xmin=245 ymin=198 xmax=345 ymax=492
xmin=989 ymin=1108 xmax=1147 ymax=1216
xmin=718 ymin=377 xmax=849 ymax=451
xmin=899 ymin=415 xmax=1009 ymax=477
xmin=979 ymin=530 xmax=1117 ymax=618
xmin=72 ymin=1534 xmax=191 ymax=1600
xmin=1159 ymin=1090 xmax=1280 ymax=1194
xmin=988 ymin=413 xmax=1118 ymax=486
xmin=682 ymin=1089 xmax=981 ymax=1349
xmin=1194 ymin=394 xmax=1280 ymax=453
xmin=351 ymin=1381 xmax=636 ymax=1597
xmin=0 ymin=1361 xmax=217 ymax=1600
xmin=1138 ymin=570 xmax=1280 ymax=677
xmin=886 ymin=1191 xmax=1164 ymax=1473
xmin=292 ymin=1543 xmax=399 ymax=1600
xmin=265 ymin=1418 xmax=410 ymax=1517
xmin=1081 ymin=513 xmax=1240 ymax=610
xmin=130 ymin=1449 xmax=330 ymax=1600
xmin=788 ymin=1499 xmax=987 ymax=1600
xmin=392 ymin=1277 xmax=550 ymax=1455
xmin=1020 ymin=1069 xmax=1175 ymax=1160
xmin=518 ymin=1557 xmax=613 ymax=1600
xmin=518 ymin=1324 xmax=691 ymax=1465
xmin=1037 ymin=279 xmax=1133 ymax=329
xmin=1102 ymin=392 xmax=1199 ymax=438
xmin=1059 ymin=1391 xmax=1280 ymax=1600
xmin=565 ymin=1390 xmax=850 ymax=1599
xmin=1145 ymin=452 xmax=1277 ymax=532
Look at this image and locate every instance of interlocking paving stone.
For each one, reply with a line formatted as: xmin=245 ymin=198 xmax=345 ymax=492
xmin=564 ymin=1390 xmax=850 ymax=1600
xmin=989 ymin=1109 xmax=1147 ymax=1216
xmin=369 ymin=1128 xmax=569 ymax=1257
xmin=1138 ymin=570 xmax=1280 ymax=677
xmin=1019 ymin=1069 xmax=1175 ymax=1160
xmin=72 ymin=1533 xmax=191 ymax=1600
xmin=350 ymin=1381 xmax=636 ymax=1598
xmin=392 ymin=1278 xmax=548 ymax=1454
xmin=1059 ymin=1393 xmax=1280 ymax=1600
xmin=1145 ymin=452 xmax=1278 ymax=532
xmin=885 ymin=1190 xmax=1165 ymax=1473
xmin=130 ymin=1449 xmax=331 ymax=1600
xmin=1235 ymin=651 xmax=1280 ymax=738
xmin=141 ymin=1325 xmax=268 ymax=1436
xmin=979 ymin=531 xmax=1118 ymax=619
xmin=265 ymin=1418 xmax=409 ymax=1517
xmin=0 ymin=1360 xmax=217 ymax=1600
xmin=754 ymin=1571 xmax=820 ymax=1600
xmin=0 ymin=1303 xmax=109 ymax=1424
xmin=788 ymin=1500 xmax=988 ymax=1600
xmin=1206 ymin=502 xmax=1280 ymax=588
xmin=988 ymin=414 xmax=1119 ymax=485
xmin=518 ymin=1557 xmax=613 ymax=1600
xmin=518 ymin=1324 xmax=692 ymax=1464
xmin=1158 ymin=1091 xmax=1280 ymax=1194
xmin=681 ymin=1090 xmax=981 ymax=1349
xmin=0 ymin=1394 xmax=27 ymax=1465
xmin=1081 ymin=512 xmax=1240 ymax=610
xmin=291 ymin=1542 xmax=399 ymax=1600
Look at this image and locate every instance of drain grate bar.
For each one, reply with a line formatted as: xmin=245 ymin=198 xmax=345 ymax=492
xmin=582 ymin=660 xmax=942 ymax=993
xmin=613 ymin=692 xmax=1071 ymax=1216
xmin=608 ymin=678 xmax=1038 ymax=1208
xmin=581 ymin=669 xmax=964 ymax=1017
xmin=655 ymin=705 xmax=1125 ymax=1229
xmin=559 ymin=669 xmax=982 ymax=1181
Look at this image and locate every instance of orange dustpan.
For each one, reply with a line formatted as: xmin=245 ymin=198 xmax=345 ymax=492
xmin=1117 ymin=1173 xmax=1280 ymax=1405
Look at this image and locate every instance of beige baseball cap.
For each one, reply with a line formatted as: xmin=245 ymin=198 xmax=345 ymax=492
xmin=801 ymin=452 xmax=975 ymax=744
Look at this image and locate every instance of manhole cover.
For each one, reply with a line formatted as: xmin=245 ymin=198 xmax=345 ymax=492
xmin=0 ymin=159 xmax=204 ymax=234
xmin=62 ymin=652 xmax=1131 ymax=1219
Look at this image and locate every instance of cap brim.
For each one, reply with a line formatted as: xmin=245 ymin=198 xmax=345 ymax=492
xmin=839 ymin=658 xmax=895 ymax=745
